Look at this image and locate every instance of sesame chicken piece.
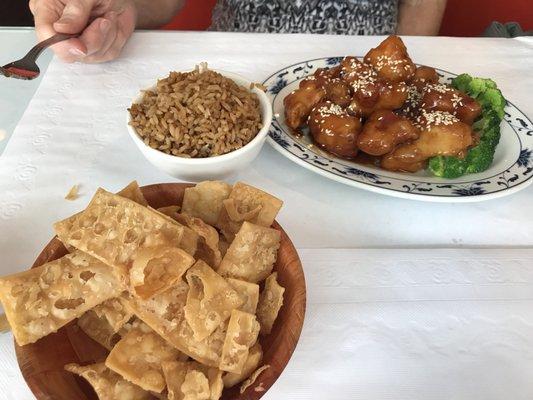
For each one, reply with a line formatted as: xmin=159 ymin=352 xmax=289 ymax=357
xmin=409 ymin=66 xmax=440 ymax=91
xmin=338 ymin=54 xmax=409 ymax=117
xmin=348 ymin=79 xmax=408 ymax=118
xmin=364 ymin=35 xmax=416 ymax=83
xmin=420 ymin=83 xmax=482 ymax=125
xmin=381 ymin=111 xmax=473 ymax=171
xmin=283 ymin=78 xmax=326 ymax=129
xmin=357 ymin=110 xmax=419 ymax=156
xmin=375 ymin=80 xmax=409 ymax=110
xmin=314 ymin=67 xmax=352 ymax=107
xmin=308 ymin=101 xmax=362 ymax=159
xmin=380 ymin=157 xmax=427 ymax=173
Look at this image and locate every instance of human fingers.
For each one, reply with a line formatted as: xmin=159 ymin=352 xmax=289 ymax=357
xmin=53 ymin=0 xmax=98 ymax=34
xmin=83 ymin=8 xmax=135 ymax=63
xmin=80 ymin=13 xmax=119 ymax=56
xmin=31 ymin=0 xmax=88 ymax=62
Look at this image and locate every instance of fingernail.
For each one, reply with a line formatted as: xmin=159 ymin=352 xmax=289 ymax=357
xmin=100 ymin=19 xmax=111 ymax=34
xmin=69 ymin=48 xmax=86 ymax=56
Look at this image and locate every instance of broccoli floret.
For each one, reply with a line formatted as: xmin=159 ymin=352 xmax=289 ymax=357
xmin=427 ymin=74 xmax=505 ymax=178
xmin=451 ymin=73 xmax=472 ymax=93
xmin=464 ymin=140 xmax=496 ymax=174
xmin=478 ymin=88 xmax=506 ymax=119
xmin=453 ymin=74 xmax=498 ymax=98
xmin=428 ymin=156 xmax=466 ymax=178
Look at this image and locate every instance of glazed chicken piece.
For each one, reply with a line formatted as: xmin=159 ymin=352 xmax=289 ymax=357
xmin=381 ymin=111 xmax=473 ymax=172
xmin=340 ymin=57 xmax=379 ymax=115
xmin=410 ymin=66 xmax=439 ymax=91
xmin=380 ymin=157 xmax=427 ymax=173
xmin=284 ymin=78 xmax=326 ymax=129
xmin=348 ymin=79 xmax=408 ymax=118
xmin=315 ymin=66 xmax=342 ymax=82
xmin=308 ymin=101 xmax=362 ymax=158
xmin=314 ymin=67 xmax=352 ymax=107
xmin=339 ymin=55 xmax=408 ymax=117
xmin=420 ymin=83 xmax=482 ymax=125
xmin=357 ymin=110 xmax=419 ymax=156
xmin=375 ymin=80 xmax=408 ymax=109
xmin=339 ymin=56 xmax=376 ymax=85
xmin=364 ymin=35 xmax=416 ymax=83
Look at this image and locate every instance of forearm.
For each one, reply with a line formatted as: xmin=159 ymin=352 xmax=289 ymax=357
xmin=397 ymin=0 xmax=447 ymax=36
xmin=133 ymin=0 xmax=185 ymax=29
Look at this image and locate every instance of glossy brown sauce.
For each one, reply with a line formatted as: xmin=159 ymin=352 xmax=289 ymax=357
xmin=353 ymin=152 xmax=381 ymax=166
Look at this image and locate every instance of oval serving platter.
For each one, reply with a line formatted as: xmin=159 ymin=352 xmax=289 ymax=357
xmin=263 ymin=57 xmax=533 ymax=202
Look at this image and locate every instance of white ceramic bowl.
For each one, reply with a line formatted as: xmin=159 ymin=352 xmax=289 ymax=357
xmin=127 ymin=70 xmax=273 ymax=181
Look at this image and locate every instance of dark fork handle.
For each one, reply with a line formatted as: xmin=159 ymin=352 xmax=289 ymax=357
xmin=25 ymin=33 xmax=79 ymax=62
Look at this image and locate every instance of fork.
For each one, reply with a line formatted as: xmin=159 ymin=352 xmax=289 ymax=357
xmin=0 ymin=33 xmax=79 ymax=80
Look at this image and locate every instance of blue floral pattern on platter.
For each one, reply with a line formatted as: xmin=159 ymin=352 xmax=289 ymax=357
xmin=262 ymin=57 xmax=533 ymax=201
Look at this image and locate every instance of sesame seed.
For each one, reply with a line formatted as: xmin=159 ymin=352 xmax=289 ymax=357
xmin=316 ymin=102 xmax=344 ymax=117
xmin=424 ymin=83 xmax=452 ymax=94
xmin=415 ymin=110 xmax=459 ymax=130
xmin=451 ymin=93 xmax=464 ymax=108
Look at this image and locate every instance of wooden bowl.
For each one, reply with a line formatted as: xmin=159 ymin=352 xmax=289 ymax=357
xmin=14 ymin=183 xmax=306 ymax=400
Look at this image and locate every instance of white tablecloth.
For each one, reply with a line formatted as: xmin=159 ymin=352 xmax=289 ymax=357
xmin=3 ymin=248 xmax=533 ymax=400
xmin=1 ymin=32 xmax=533 ymax=399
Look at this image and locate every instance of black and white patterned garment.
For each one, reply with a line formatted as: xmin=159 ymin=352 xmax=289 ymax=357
xmin=210 ymin=0 xmax=398 ymax=35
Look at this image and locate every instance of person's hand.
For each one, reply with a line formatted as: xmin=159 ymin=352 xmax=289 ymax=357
xmin=29 ymin=0 xmax=137 ymax=63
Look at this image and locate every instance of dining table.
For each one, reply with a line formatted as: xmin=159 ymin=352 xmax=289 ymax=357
xmin=1 ymin=27 xmax=533 ymax=400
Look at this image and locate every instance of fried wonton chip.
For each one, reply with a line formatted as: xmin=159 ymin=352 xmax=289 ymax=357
xmin=56 ymin=181 xmax=149 ymax=250
xmin=157 ymin=205 xmax=181 ymax=218
xmin=117 ymin=317 xmax=139 ymax=337
xmin=0 ymin=251 xmax=123 ymax=346
xmin=129 ymin=246 xmax=194 ymax=299
xmin=126 ymin=281 xmax=225 ymax=367
xmin=65 ymin=362 xmax=154 ymax=400
xmin=106 ymin=322 xmax=185 ymax=393
xmin=182 ymin=370 xmax=211 ymax=400
xmin=78 ymin=297 xmax=133 ymax=350
xmin=78 ymin=309 xmax=122 ymax=350
xmin=182 ymin=181 xmax=232 ymax=226
xmin=223 ymin=343 xmax=262 ymax=388
xmin=216 ymin=182 xmax=283 ymax=241
xmin=226 ymin=278 xmax=259 ymax=315
xmin=162 ymin=360 xmax=223 ymax=400
xmin=217 ymin=222 xmax=281 ymax=284
xmin=117 ymin=181 xmax=149 ymax=207
xmin=151 ymin=207 xmax=199 ymax=256
xmin=240 ymin=365 xmax=270 ymax=394
xmin=256 ymin=272 xmax=285 ymax=335
xmin=54 ymin=189 xmax=185 ymax=274
xmin=218 ymin=239 xmax=230 ymax=259
xmin=93 ymin=297 xmax=133 ymax=331
xmin=184 ymin=261 xmax=243 ymax=341
xmin=179 ymin=215 xmax=219 ymax=253
xmin=219 ymin=310 xmax=260 ymax=374
xmin=172 ymin=213 xmax=222 ymax=268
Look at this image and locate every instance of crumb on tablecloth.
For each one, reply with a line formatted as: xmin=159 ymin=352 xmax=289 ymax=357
xmin=65 ymin=184 xmax=80 ymax=201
